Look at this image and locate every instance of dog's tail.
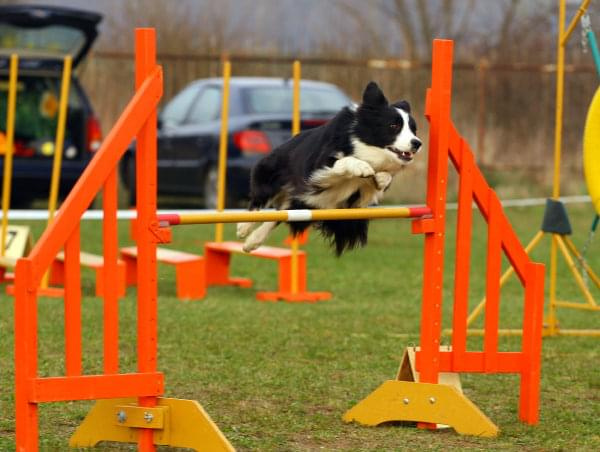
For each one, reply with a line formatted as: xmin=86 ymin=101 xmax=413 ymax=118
xmin=316 ymin=219 xmax=368 ymax=256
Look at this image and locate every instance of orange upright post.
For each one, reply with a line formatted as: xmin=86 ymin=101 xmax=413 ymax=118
xmin=134 ymin=29 xmax=159 ymax=451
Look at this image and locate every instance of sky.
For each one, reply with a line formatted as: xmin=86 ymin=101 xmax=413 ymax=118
xmin=5 ymin=0 xmax=599 ymax=59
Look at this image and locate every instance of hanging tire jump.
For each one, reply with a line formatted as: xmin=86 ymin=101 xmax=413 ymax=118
xmin=584 ymin=86 xmax=600 ymax=215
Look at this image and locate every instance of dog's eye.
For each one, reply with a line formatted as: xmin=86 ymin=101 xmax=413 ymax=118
xmin=389 ymin=124 xmax=400 ymax=131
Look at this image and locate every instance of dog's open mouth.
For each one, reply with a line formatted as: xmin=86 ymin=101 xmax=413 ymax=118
xmin=386 ymin=146 xmax=413 ymax=162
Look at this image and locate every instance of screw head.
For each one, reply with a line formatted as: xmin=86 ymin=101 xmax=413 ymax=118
xmin=402 ymin=398 xmax=410 ymax=405
xmin=429 ymin=397 xmax=436 ymax=404
xmin=144 ymin=411 xmax=154 ymax=423
xmin=116 ymin=410 xmax=127 ymax=423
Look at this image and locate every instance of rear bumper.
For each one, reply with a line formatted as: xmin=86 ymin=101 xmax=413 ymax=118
xmin=0 ymin=158 xmax=90 ymax=201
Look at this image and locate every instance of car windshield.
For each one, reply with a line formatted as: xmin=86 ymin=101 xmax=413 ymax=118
xmin=242 ymin=85 xmax=349 ymax=115
xmin=0 ymin=24 xmax=86 ymax=58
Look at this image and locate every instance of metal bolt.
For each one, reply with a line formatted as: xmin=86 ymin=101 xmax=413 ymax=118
xmin=403 ymin=398 xmax=410 ymax=405
xmin=117 ymin=410 xmax=127 ymax=423
xmin=144 ymin=412 xmax=154 ymax=423
xmin=429 ymin=397 xmax=436 ymax=404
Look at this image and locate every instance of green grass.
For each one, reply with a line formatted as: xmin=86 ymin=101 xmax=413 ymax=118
xmin=1 ymin=203 xmax=600 ymax=451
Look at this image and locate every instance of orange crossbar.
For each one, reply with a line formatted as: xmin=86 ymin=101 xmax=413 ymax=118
xmin=29 ymin=372 xmax=164 ymax=403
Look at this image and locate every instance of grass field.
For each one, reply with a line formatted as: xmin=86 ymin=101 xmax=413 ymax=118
xmin=0 ymin=203 xmax=599 ymax=451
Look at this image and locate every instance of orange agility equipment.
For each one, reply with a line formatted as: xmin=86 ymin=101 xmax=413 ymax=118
xmin=342 ymin=39 xmax=545 ymax=434
xmin=14 ymin=29 xmax=233 ymax=451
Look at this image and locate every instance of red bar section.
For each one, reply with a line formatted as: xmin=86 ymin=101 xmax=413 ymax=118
xmin=408 ymin=206 xmax=433 ymax=218
xmin=158 ymin=213 xmax=181 ymax=226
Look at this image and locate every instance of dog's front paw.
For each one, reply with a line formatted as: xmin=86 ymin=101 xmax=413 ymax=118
xmin=374 ymin=171 xmax=393 ymax=190
xmin=347 ymin=159 xmax=375 ymax=178
xmin=237 ymin=222 xmax=254 ymax=239
xmin=332 ymin=157 xmax=375 ymax=178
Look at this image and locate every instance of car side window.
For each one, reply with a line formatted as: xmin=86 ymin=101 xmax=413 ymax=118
xmin=160 ymin=83 xmax=200 ymax=127
xmin=185 ymin=86 xmax=221 ymax=124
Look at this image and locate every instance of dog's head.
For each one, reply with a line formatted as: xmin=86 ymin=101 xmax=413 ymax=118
xmin=353 ymin=81 xmax=421 ymax=165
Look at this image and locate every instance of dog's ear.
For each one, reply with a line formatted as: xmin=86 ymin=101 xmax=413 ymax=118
xmin=392 ymin=100 xmax=411 ymax=113
xmin=362 ymin=81 xmax=388 ymax=108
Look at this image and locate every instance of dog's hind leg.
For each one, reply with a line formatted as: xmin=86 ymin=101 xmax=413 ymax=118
xmin=243 ymin=221 xmax=278 ymax=252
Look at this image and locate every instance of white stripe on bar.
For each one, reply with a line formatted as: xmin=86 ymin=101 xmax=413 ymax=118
xmin=287 ymin=209 xmax=312 ymax=222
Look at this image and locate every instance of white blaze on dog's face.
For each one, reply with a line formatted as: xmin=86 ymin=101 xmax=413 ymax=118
xmin=351 ymin=82 xmax=422 ymax=172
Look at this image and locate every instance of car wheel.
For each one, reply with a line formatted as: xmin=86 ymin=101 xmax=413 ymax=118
xmin=203 ymin=165 xmax=218 ymax=209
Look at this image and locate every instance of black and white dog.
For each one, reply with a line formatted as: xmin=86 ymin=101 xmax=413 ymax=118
xmin=237 ymin=81 xmax=422 ymax=255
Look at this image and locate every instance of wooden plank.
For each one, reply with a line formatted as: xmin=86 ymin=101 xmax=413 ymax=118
xmin=205 ymin=241 xmax=304 ymax=259
xmin=121 ymin=246 xmax=202 ymax=264
xmin=56 ymin=251 xmax=104 ymax=267
xmin=29 ymin=372 xmax=164 ymax=403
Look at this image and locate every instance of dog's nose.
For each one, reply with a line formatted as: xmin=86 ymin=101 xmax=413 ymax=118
xmin=410 ymin=138 xmax=422 ymax=151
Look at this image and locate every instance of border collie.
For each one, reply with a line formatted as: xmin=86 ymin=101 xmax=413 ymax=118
xmin=237 ymin=81 xmax=421 ymax=255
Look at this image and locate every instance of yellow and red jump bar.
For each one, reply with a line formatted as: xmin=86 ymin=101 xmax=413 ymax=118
xmin=158 ymin=206 xmax=432 ymax=227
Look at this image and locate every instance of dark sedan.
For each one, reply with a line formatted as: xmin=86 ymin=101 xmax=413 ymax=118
xmin=120 ymin=77 xmax=353 ymax=208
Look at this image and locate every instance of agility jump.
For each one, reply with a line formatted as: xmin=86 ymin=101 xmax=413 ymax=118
xmin=13 ymin=33 xmax=544 ymax=449
xmin=155 ymin=39 xmax=545 ymax=437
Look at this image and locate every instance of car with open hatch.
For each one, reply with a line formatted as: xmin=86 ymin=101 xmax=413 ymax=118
xmin=0 ymin=4 xmax=102 ymax=207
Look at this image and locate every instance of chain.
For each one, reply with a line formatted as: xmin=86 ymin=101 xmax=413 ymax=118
xmin=577 ymin=214 xmax=599 ymax=287
xmin=582 ymin=14 xmax=591 ymax=53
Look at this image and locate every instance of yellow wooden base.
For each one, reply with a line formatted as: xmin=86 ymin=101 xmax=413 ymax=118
xmin=69 ymin=397 xmax=234 ymax=451
xmin=343 ymin=380 xmax=498 ymax=437
xmin=344 ymin=347 xmax=498 ymax=437
xmin=397 ymin=346 xmax=462 ymax=392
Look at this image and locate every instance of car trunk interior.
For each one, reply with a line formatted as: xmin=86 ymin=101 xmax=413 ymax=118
xmin=0 ymin=72 xmax=86 ymax=160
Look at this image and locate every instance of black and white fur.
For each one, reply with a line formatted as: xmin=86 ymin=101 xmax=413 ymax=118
xmin=237 ymin=81 xmax=422 ymax=255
